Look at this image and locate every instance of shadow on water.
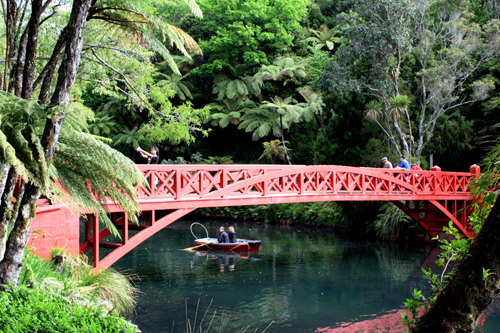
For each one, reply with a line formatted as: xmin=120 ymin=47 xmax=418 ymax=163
xmin=111 ymin=219 xmax=497 ymax=332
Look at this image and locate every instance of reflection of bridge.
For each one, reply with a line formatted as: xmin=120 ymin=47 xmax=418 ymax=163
xmin=31 ymin=164 xmax=480 ymax=270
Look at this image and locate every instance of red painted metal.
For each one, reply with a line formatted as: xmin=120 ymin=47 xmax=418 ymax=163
xmin=33 ymin=164 xmax=477 ymax=270
xmin=28 ymin=203 xmax=80 ymax=259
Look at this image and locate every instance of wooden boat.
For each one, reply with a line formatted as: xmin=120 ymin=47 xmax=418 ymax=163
xmin=187 ymin=222 xmax=262 ymax=252
xmin=193 ymin=237 xmax=261 ymax=251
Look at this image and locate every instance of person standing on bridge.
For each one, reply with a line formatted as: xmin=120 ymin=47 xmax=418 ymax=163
xmin=228 ymin=226 xmax=237 ymax=243
xmin=136 ymin=146 xmax=160 ymax=164
xmin=381 ymin=157 xmax=393 ymax=169
xmin=218 ymin=226 xmax=229 ymax=243
xmin=411 ymin=163 xmax=423 ymax=172
xmin=397 ymin=155 xmax=410 ymax=170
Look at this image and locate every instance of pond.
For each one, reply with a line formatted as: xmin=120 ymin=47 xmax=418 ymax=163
xmin=112 ymin=219 xmax=499 ymax=332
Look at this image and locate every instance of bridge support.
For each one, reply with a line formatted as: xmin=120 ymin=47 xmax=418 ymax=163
xmin=393 ymin=199 xmax=472 ymax=239
xmin=392 ymin=164 xmax=481 ymax=239
xmin=28 ymin=203 xmax=80 ymax=259
xmin=79 ymin=208 xmax=195 ymax=270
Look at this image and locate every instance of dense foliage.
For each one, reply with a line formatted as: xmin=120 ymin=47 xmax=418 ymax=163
xmin=0 ymin=285 xmax=136 ymax=333
xmin=0 ymin=250 xmax=138 ymax=332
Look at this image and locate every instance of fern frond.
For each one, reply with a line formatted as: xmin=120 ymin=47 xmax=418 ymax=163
xmin=182 ymin=0 xmax=203 ymax=18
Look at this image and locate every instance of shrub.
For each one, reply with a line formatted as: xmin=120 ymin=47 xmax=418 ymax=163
xmin=0 ymin=285 xmax=137 ymax=333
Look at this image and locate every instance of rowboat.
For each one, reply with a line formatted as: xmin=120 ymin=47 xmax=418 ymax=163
xmin=187 ymin=222 xmax=262 ymax=252
xmin=194 ymin=237 xmax=261 ymax=251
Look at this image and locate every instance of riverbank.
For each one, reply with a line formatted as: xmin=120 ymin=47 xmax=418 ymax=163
xmin=0 ymin=250 xmax=139 ymax=332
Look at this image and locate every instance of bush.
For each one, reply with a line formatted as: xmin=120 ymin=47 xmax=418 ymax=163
xmin=0 ymin=285 xmax=137 ymax=333
xmin=197 ymin=201 xmax=343 ymax=227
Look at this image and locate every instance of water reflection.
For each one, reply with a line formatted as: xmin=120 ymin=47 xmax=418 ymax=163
xmin=185 ymin=249 xmax=261 ymax=273
xmin=115 ymin=219 xmax=438 ymax=332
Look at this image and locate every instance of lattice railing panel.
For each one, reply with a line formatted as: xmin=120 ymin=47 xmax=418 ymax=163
xmin=135 ymin=165 xmax=473 ymax=201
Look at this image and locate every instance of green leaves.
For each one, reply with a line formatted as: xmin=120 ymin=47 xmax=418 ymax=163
xmin=195 ymin=0 xmax=309 ymax=73
xmin=0 ymin=92 xmax=144 ymax=238
xmin=0 ymin=92 xmax=50 ymax=191
xmin=259 ymin=139 xmax=289 ymax=163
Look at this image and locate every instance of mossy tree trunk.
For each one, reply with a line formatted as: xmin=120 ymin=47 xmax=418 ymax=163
xmin=412 ymin=198 xmax=500 ymax=332
xmin=0 ymin=0 xmax=92 ymax=289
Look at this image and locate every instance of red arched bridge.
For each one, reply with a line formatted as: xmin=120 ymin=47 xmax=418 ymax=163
xmin=31 ymin=164 xmax=480 ymax=270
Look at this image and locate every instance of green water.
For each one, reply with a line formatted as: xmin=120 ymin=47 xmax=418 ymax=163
xmin=110 ymin=220 xmax=499 ymax=332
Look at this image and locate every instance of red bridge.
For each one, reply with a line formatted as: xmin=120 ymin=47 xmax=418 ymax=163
xmin=30 ymin=164 xmax=480 ymax=270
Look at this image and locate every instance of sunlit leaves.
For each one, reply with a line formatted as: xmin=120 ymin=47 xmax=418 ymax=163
xmin=0 ymin=92 xmax=143 ymax=237
xmin=195 ymin=0 xmax=309 ymax=73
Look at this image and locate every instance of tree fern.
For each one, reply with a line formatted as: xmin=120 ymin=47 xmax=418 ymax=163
xmin=0 ymin=92 xmax=143 ymax=237
xmin=254 ymin=56 xmax=308 ymax=86
xmin=212 ymin=63 xmax=260 ymax=102
xmin=88 ymin=0 xmax=202 ymax=75
xmin=205 ymin=99 xmax=256 ymax=128
xmin=0 ymin=92 xmax=50 ymax=192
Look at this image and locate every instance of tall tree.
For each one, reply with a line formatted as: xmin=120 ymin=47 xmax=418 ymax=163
xmin=0 ymin=0 xmax=204 ymax=287
xmin=319 ymin=0 xmax=500 ymax=162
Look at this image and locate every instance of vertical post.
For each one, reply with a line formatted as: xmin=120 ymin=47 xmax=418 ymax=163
xmin=333 ymin=170 xmax=338 ymax=193
xmin=85 ymin=214 xmax=91 ymax=242
xmin=122 ymin=214 xmax=128 ymax=245
xmin=299 ymin=171 xmax=304 ymax=195
xmin=221 ymin=169 xmax=227 ymax=189
xmin=469 ymin=164 xmax=481 ymax=178
xmin=92 ymin=214 xmax=99 ymax=267
xmin=149 ymin=210 xmax=155 ymax=226
xmin=175 ymin=169 xmax=181 ymax=199
xmin=431 ymin=165 xmax=442 ymax=193
xmin=468 ymin=164 xmax=482 ymax=234
xmin=149 ymin=171 xmax=155 ymax=195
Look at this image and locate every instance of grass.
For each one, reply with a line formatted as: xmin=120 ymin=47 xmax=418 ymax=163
xmin=180 ymin=298 xmax=275 ymax=333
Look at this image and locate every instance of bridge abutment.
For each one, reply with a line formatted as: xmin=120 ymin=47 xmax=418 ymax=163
xmin=28 ymin=203 xmax=80 ymax=259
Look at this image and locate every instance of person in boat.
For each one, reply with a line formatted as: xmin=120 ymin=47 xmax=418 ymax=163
xmin=218 ymin=226 xmax=229 ymax=243
xmin=228 ymin=226 xmax=237 ymax=243
xmin=218 ymin=254 xmax=236 ymax=272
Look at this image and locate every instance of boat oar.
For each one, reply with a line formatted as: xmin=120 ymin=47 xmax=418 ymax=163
xmin=183 ymin=240 xmax=216 ymax=252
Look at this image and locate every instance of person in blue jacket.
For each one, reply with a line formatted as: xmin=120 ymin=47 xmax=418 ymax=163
xmin=398 ymin=155 xmax=410 ymax=170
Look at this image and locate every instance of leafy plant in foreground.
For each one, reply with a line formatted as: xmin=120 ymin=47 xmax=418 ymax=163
xmin=0 ymin=284 xmax=136 ymax=333
xmin=402 ymin=223 xmax=472 ymax=331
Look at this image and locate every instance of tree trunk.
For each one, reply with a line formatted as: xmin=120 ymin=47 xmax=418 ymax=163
xmin=412 ymin=198 xmax=500 ymax=332
xmin=280 ymin=115 xmax=292 ymax=165
xmin=20 ymin=0 xmax=46 ymax=100
xmin=392 ymin=112 xmax=409 ymax=158
xmin=36 ymin=26 xmax=69 ymax=104
xmin=0 ymin=182 xmax=39 ymax=288
xmin=314 ymin=113 xmax=331 ymax=146
xmin=0 ymin=0 xmax=93 ymax=288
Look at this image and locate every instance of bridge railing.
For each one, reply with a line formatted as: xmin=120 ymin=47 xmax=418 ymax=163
xmin=135 ymin=164 xmax=474 ymax=201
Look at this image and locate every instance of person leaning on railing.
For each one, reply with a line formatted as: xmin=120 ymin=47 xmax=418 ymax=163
xmin=381 ymin=157 xmax=393 ymax=169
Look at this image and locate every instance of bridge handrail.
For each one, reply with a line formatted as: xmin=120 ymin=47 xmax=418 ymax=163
xmin=135 ymin=164 xmax=474 ymax=201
